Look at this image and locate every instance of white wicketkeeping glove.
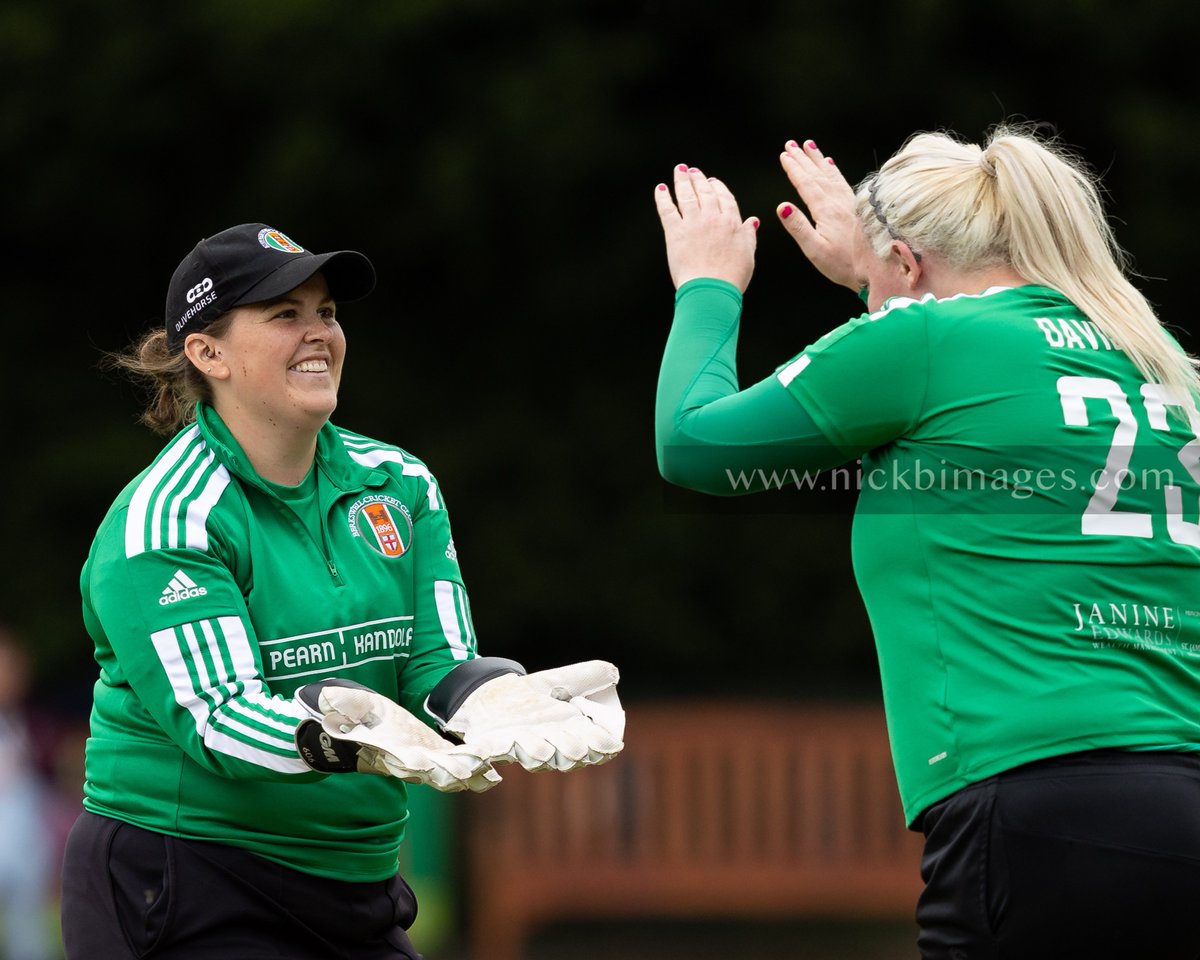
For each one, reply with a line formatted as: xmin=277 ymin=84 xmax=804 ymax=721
xmin=434 ymin=659 xmax=625 ymax=772
xmin=295 ymin=679 xmax=501 ymax=793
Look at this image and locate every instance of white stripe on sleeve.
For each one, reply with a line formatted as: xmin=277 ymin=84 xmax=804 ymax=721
xmin=126 ymin=426 xmax=201 ymax=557
xmin=346 ymin=447 xmax=442 ymax=510
xmin=164 ymin=447 xmax=213 ymax=549
xmin=434 ymin=580 xmax=471 ymax=660
xmin=184 ymin=466 xmax=232 ymax=552
xmin=776 ymin=354 xmax=811 ymax=388
xmin=151 ymin=617 xmax=310 ymax=774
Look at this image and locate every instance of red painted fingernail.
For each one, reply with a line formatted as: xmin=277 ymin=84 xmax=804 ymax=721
xmin=657 ymin=183 xmax=668 ymax=191
xmin=689 ymin=167 xmax=699 ymax=173
xmin=751 ymin=217 xmax=761 ymax=230
xmin=786 ymin=140 xmax=799 ymax=149
xmin=805 ymin=140 xmax=817 ymax=150
xmin=781 ymin=205 xmax=793 ymax=219
xmin=827 ymin=157 xmax=836 ymax=165
xmin=677 ymin=164 xmax=688 ymax=172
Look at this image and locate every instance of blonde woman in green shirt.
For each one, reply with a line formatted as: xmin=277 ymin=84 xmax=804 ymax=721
xmin=655 ymin=128 xmax=1200 ymax=960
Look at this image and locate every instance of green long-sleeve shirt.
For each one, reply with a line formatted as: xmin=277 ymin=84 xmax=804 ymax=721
xmin=81 ymin=403 xmax=478 ymax=880
xmin=656 ymin=279 xmax=842 ymax=494
xmin=658 ymin=278 xmax=1200 ymax=825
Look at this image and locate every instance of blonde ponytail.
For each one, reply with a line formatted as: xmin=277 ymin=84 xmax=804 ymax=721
xmin=859 ymin=124 xmax=1199 ymax=401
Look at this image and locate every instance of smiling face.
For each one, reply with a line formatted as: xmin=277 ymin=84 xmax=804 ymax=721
xmin=186 ymin=271 xmax=346 ymax=440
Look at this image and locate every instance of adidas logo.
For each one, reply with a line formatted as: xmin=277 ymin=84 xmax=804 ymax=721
xmin=159 ymin=570 xmax=209 ymax=606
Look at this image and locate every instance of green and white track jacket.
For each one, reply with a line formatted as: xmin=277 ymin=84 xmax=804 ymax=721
xmin=80 ymin=402 xmax=479 ymax=881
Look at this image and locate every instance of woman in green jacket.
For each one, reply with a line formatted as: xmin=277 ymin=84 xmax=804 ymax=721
xmin=64 ymin=223 xmax=623 ymax=960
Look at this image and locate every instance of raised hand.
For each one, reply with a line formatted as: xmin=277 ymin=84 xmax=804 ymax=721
xmin=776 ymin=139 xmax=868 ymax=292
xmin=654 ymin=164 xmax=759 ymax=293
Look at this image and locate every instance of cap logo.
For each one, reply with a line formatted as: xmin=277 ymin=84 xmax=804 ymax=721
xmin=185 ymin=277 xmax=214 ymax=304
xmin=257 ymin=228 xmax=304 ymax=254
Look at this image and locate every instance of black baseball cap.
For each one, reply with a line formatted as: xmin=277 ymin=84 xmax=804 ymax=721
xmin=164 ymin=223 xmax=376 ymax=351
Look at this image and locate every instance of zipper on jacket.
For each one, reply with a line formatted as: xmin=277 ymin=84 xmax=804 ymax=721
xmin=315 ymin=468 xmax=346 ymax=587
xmin=316 ymin=515 xmax=343 ymax=586
xmin=274 ymin=501 xmax=342 ymax=586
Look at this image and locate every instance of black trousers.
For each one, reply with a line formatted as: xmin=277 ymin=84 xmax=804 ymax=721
xmin=60 ymin=811 xmax=423 ymax=960
xmin=916 ymin=749 xmax=1200 ymax=960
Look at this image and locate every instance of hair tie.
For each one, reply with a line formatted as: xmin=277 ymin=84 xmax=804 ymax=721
xmin=867 ymin=177 xmax=898 ymax=236
xmin=865 ymin=176 xmax=922 ymax=262
xmin=979 ymin=152 xmax=997 ymax=178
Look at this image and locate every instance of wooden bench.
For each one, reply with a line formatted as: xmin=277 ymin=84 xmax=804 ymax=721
xmin=463 ymin=701 xmax=924 ymax=960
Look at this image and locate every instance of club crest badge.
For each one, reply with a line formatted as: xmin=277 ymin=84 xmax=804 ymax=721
xmin=257 ymin=227 xmax=305 ymax=254
xmin=347 ymin=496 xmax=413 ymax=558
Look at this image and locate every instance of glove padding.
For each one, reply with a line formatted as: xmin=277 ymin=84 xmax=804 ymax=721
xmin=295 ymin=679 xmax=501 ymax=793
xmin=442 ymin=660 xmax=625 ymax=772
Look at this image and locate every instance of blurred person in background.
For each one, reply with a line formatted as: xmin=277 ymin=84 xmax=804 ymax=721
xmin=0 ymin=626 xmax=58 ymax=960
xmin=654 ymin=127 xmax=1200 ymax=959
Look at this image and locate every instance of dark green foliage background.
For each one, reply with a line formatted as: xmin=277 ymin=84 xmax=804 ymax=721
xmin=4 ymin=0 xmax=1197 ymax=711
